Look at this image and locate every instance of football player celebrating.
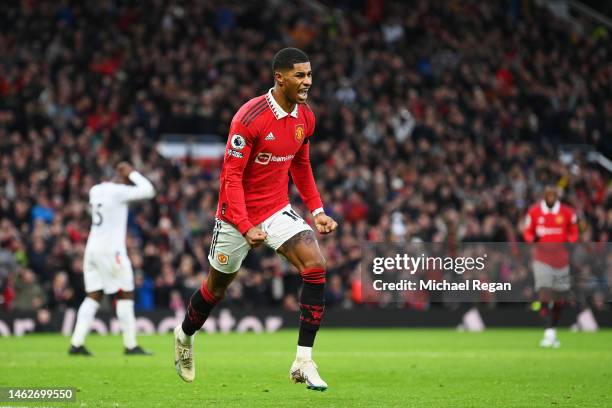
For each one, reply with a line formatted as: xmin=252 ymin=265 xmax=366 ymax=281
xmin=174 ymin=48 xmax=338 ymax=391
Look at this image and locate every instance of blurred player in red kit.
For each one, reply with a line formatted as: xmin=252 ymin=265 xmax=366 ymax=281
xmin=173 ymin=48 xmax=338 ymax=390
xmin=523 ymin=185 xmax=579 ymax=348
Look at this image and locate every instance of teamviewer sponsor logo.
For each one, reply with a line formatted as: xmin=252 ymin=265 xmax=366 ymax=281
xmin=254 ymin=152 xmax=295 ymax=165
xmin=271 ymin=154 xmax=294 ymax=162
xmin=535 ymin=226 xmax=564 ymax=235
xmin=255 ymin=152 xmax=272 ymax=164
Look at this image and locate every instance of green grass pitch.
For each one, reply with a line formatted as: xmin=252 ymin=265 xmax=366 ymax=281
xmin=1 ymin=329 xmax=611 ymax=407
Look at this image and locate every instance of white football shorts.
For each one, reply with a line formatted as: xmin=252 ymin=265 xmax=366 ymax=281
xmin=533 ymin=261 xmax=570 ymax=292
xmin=208 ymin=204 xmax=313 ymax=273
xmin=83 ymin=248 xmax=135 ymax=294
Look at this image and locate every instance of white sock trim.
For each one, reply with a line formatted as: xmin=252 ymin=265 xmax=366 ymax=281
xmin=297 ymin=345 xmax=312 ymax=360
xmin=177 ymin=325 xmax=194 ymax=345
xmin=116 ymin=299 xmax=137 ymax=349
xmin=71 ymin=297 xmax=100 ymax=347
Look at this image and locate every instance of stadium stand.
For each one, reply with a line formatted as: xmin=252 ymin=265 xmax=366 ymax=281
xmin=0 ymin=0 xmax=610 ymax=313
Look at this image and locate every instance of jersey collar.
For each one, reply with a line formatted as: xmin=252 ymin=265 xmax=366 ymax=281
xmin=266 ymin=88 xmax=299 ymax=119
xmin=540 ymin=200 xmax=560 ymax=214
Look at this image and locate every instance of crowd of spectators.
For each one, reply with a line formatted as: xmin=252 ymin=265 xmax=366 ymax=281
xmin=0 ymin=0 xmax=610 ymax=314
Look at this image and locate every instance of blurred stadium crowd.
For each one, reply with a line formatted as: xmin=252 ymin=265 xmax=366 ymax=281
xmin=0 ymin=1 xmax=610 ymax=313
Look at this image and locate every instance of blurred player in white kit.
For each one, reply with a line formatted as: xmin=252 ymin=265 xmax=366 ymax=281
xmin=69 ymin=162 xmax=155 ymax=356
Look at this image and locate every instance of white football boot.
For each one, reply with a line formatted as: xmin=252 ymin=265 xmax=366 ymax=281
xmin=539 ymin=328 xmax=561 ymax=348
xmin=174 ymin=326 xmax=195 ymax=382
xmin=290 ymin=359 xmax=328 ymax=391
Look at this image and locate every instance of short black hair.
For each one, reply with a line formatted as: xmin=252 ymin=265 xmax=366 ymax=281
xmin=272 ymin=47 xmax=309 ymax=73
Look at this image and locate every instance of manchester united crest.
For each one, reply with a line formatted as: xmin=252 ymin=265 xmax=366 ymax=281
xmin=295 ymin=124 xmax=305 ymax=143
xmin=555 ymin=215 xmax=564 ymax=225
xmin=217 ymin=252 xmax=229 ymax=265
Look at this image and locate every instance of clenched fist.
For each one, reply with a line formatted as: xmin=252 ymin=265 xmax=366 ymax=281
xmin=244 ymin=226 xmax=268 ymax=247
xmin=314 ymin=213 xmax=338 ymax=234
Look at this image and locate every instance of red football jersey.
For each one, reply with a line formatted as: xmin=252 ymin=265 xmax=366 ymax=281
xmin=216 ymin=89 xmax=323 ymax=235
xmin=523 ymin=200 xmax=579 ymax=267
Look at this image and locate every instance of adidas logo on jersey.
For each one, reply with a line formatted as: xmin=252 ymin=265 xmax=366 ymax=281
xmin=265 ymin=132 xmax=275 ymax=141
